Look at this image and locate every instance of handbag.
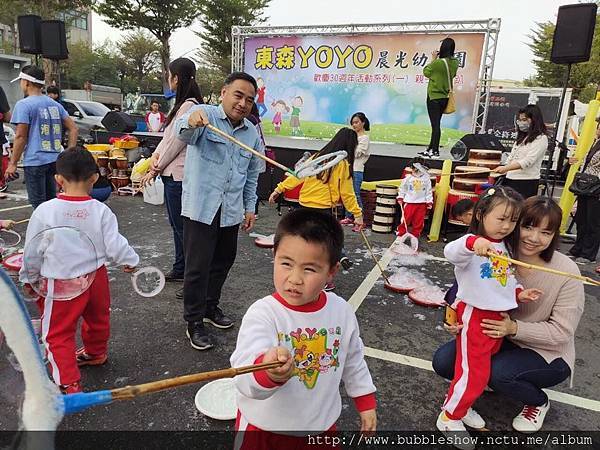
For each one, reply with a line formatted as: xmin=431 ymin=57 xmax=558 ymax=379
xmin=569 ymin=147 xmax=600 ymax=197
xmin=442 ymin=58 xmax=456 ymax=115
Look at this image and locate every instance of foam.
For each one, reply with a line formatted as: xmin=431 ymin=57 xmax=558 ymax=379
xmin=0 ymin=270 xmax=64 ymax=430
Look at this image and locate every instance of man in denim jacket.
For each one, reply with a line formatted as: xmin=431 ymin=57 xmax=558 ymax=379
xmin=175 ymin=72 xmax=265 ymax=350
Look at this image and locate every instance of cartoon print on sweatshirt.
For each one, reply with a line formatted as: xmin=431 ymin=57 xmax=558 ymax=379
xmin=281 ymin=326 xmax=341 ymax=389
xmin=479 ymin=252 xmax=513 ymax=287
xmin=409 ymin=178 xmax=424 ymax=193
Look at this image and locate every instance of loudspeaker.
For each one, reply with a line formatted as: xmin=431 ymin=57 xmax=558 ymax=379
xmin=451 ymin=133 xmax=506 ymax=161
xmin=101 ymin=112 xmax=137 ymax=133
xmin=41 ymin=20 xmax=68 ymax=60
xmin=551 ymin=3 xmax=597 ymax=64
xmin=17 ymin=15 xmax=42 ymax=54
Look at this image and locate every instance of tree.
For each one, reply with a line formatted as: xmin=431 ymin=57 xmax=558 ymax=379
xmin=195 ymin=0 xmax=271 ymax=76
xmin=527 ymin=11 xmax=600 ymax=100
xmin=95 ymin=0 xmax=200 ymax=91
xmin=118 ymin=31 xmax=162 ymax=92
xmin=60 ymin=41 xmax=121 ymax=90
xmin=196 ymin=65 xmax=226 ymax=103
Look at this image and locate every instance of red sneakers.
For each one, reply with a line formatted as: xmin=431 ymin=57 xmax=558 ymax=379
xmin=60 ymin=381 xmax=83 ymax=394
xmin=76 ymin=347 xmax=108 ymax=366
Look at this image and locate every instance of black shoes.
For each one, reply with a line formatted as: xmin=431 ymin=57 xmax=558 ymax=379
xmin=186 ymin=321 xmax=214 ymax=350
xmin=340 ymin=256 xmax=353 ymax=270
xmin=165 ymin=270 xmax=184 ymax=282
xmin=204 ymin=307 xmax=234 ymax=329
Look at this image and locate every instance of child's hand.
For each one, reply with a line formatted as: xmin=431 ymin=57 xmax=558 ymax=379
xmin=268 ymin=190 xmax=281 ymax=204
xmin=473 ymin=237 xmax=494 ymax=257
xmin=359 ymin=409 xmax=377 ymax=432
xmin=123 ymin=265 xmax=136 ymax=273
xmin=426 ymin=203 xmax=433 ymax=210
xmin=23 ymin=283 xmax=37 ymax=299
xmin=0 ymin=220 xmax=15 ymax=230
xmin=518 ymin=288 xmax=543 ymax=303
xmin=263 ymin=346 xmax=294 ymax=383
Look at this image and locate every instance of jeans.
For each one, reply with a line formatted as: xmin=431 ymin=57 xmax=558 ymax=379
xmin=162 ymin=176 xmax=185 ymax=275
xmin=571 ymin=195 xmax=600 ymax=261
xmin=346 ymin=171 xmax=364 ymax=219
xmin=432 ymin=339 xmax=571 ymax=406
xmin=23 ymin=163 xmax=57 ymax=209
xmin=426 ymin=97 xmax=449 ymax=152
xmin=182 ymin=210 xmax=239 ymax=323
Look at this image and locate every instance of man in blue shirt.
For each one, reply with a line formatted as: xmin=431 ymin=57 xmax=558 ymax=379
xmin=175 ymin=72 xmax=265 ymax=350
xmin=7 ymin=65 xmax=78 ymax=208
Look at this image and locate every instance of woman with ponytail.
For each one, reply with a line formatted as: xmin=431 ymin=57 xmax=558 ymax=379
xmin=142 ymin=57 xmax=203 ymax=282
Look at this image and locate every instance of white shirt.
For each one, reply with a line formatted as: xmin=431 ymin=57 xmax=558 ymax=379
xmin=20 ymin=195 xmax=139 ymax=282
xmin=397 ymin=172 xmax=433 ymax=204
xmin=353 ymin=134 xmax=370 ymax=172
xmin=146 ymin=111 xmax=164 ymax=132
xmin=444 ymin=234 xmax=522 ymax=311
xmin=506 ymin=134 xmax=548 ymax=180
xmin=231 ymin=291 xmax=376 ymax=432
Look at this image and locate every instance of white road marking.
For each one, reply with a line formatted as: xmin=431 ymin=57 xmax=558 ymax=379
xmin=0 ymin=204 xmax=32 ymax=213
xmin=348 ymin=245 xmax=396 ymax=311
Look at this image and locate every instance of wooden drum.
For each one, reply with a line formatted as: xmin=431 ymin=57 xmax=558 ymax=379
xmin=376 ymin=184 xmax=398 ymax=196
xmin=377 ymin=194 xmax=397 ymax=205
xmin=446 ymin=189 xmax=479 ymax=224
xmin=452 ymin=178 xmax=487 ymax=193
xmin=375 ymin=203 xmax=396 ymax=215
xmin=454 ymin=166 xmax=490 ymax=179
xmin=468 ymin=149 xmax=502 ymax=161
xmin=467 ymin=159 xmax=501 ymax=170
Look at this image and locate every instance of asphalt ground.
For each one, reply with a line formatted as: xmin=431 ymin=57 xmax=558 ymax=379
xmin=1 ymin=186 xmax=599 ymax=439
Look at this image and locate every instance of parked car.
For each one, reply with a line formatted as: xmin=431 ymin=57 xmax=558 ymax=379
xmin=61 ymin=99 xmax=109 ymax=138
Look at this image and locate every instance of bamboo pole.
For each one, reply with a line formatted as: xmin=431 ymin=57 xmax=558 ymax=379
xmin=488 ymin=252 xmax=600 ymax=287
xmin=14 ymin=219 xmax=29 ymax=225
xmin=359 ymin=229 xmax=391 ymax=285
xmin=111 ymin=361 xmax=283 ymax=401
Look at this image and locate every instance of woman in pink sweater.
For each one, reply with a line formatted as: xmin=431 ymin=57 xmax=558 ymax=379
xmin=141 ymin=58 xmax=203 ymax=282
xmin=433 ymin=196 xmax=585 ymax=433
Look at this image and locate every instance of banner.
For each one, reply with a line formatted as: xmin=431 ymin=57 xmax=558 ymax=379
xmin=243 ymin=33 xmax=485 ymax=145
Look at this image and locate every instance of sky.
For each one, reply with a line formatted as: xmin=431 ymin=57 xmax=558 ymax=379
xmin=92 ymin=0 xmax=576 ymax=81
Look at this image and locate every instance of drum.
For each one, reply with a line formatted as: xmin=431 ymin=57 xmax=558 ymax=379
xmin=376 ymin=184 xmax=398 ymax=196
xmin=446 ymin=189 xmax=479 ymax=224
xmin=97 ymin=156 xmax=109 ymax=168
xmin=468 ymin=149 xmax=503 ymax=161
xmin=452 ymin=178 xmax=487 ymax=193
xmin=467 ymin=159 xmax=501 ymax=170
xmin=377 ymin=194 xmax=397 ymax=206
xmin=373 ymin=212 xmax=395 ymax=224
xmin=454 ymin=166 xmax=490 ymax=179
xmin=403 ymin=167 xmax=441 ymax=183
xmin=372 ymin=221 xmax=393 ymax=233
xmin=375 ymin=203 xmax=396 ymax=215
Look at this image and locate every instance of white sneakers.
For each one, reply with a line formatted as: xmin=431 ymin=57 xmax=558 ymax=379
xmin=462 ymin=408 xmax=486 ymax=429
xmin=512 ymin=401 xmax=550 ymax=432
xmin=436 ymin=411 xmax=476 ymax=450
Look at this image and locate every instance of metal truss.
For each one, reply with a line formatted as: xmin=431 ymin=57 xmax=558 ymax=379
xmin=232 ymin=19 xmax=501 ymax=133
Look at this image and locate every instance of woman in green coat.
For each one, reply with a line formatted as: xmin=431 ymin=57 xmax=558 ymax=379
xmin=419 ymin=37 xmax=459 ymax=159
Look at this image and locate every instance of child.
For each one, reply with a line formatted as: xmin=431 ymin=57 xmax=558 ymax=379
xmin=451 ymin=199 xmax=475 ymax=226
xmin=396 ymin=157 xmax=433 ymax=237
xmin=20 ymin=147 xmax=139 ymax=394
xmin=231 ymin=209 xmax=376 ymax=448
xmin=437 ymin=186 xmax=542 ymax=436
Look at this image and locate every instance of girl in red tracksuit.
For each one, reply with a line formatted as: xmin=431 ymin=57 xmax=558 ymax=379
xmin=437 ymin=186 xmax=543 ymax=434
xmin=396 ymin=157 xmax=433 ymax=238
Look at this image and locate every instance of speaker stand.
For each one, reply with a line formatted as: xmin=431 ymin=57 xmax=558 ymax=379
xmin=546 ymin=63 xmax=572 ymax=198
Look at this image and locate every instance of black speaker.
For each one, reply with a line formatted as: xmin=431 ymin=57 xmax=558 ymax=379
xmin=102 ymin=112 xmax=137 ymax=133
xmin=551 ymin=3 xmax=597 ymax=64
xmin=451 ymin=133 xmax=506 ymax=161
xmin=41 ymin=20 xmax=69 ymax=60
xmin=17 ymin=15 xmax=42 ymax=54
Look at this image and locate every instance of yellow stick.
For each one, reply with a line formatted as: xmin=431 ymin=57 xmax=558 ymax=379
xmin=111 ymin=361 xmax=283 ymax=401
xmin=14 ymin=219 xmax=29 ymax=224
xmin=488 ymin=252 xmax=600 ymax=287
xmin=359 ymin=229 xmax=391 ymax=285
xmin=428 ymin=159 xmax=452 ymax=242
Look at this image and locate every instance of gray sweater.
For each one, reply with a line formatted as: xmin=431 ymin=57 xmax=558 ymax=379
xmin=510 ymin=252 xmax=585 ymax=375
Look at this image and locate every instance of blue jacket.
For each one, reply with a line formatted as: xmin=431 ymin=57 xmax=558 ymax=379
xmin=175 ymin=104 xmax=265 ymax=226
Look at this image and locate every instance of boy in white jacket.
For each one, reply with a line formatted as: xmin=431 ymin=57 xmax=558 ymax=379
xmin=397 ymin=157 xmax=433 ymax=237
xmin=20 ymin=147 xmax=139 ymax=394
xmin=231 ymin=209 xmax=376 ymax=448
